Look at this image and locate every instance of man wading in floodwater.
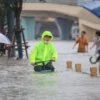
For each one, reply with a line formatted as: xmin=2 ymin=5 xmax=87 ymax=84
xmin=73 ymin=31 xmax=88 ymax=53
xmin=30 ymin=31 xmax=58 ymax=72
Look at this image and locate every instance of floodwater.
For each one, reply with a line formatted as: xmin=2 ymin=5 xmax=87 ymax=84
xmin=0 ymin=41 xmax=100 ymax=100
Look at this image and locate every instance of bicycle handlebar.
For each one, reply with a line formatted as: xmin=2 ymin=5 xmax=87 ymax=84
xmin=34 ymin=60 xmax=52 ymax=65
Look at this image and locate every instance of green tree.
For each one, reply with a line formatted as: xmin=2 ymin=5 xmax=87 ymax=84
xmin=0 ymin=0 xmax=6 ymax=33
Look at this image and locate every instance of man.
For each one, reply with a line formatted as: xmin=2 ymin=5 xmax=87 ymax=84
xmin=90 ymin=31 xmax=100 ymax=63
xmin=30 ymin=31 xmax=58 ymax=72
xmin=0 ymin=43 xmax=5 ymax=56
xmin=90 ymin=31 xmax=100 ymax=53
xmin=73 ymin=31 xmax=88 ymax=53
xmin=0 ymin=29 xmax=5 ymax=56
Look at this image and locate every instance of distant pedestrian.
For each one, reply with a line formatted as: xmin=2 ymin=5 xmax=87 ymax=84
xmin=90 ymin=31 xmax=100 ymax=53
xmin=0 ymin=43 xmax=5 ymax=56
xmin=89 ymin=31 xmax=100 ymax=64
xmin=73 ymin=31 xmax=88 ymax=53
xmin=0 ymin=29 xmax=5 ymax=56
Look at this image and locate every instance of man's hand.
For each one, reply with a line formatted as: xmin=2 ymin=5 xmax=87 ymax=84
xmin=86 ymin=50 xmax=88 ymax=53
xmin=52 ymin=58 xmax=56 ymax=62
xmin=72 ymin=43 xmax=77 ymax=49
xmin=31 ymin=62 xmax=35 ymax=66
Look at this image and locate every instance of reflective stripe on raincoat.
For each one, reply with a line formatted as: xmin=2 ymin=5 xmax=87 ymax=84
xmin=29 ymin=31 xmax=58 ymax=65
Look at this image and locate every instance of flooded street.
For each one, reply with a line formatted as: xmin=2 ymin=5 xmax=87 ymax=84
xmin=0 ymin=41 xmax=100 ymax=100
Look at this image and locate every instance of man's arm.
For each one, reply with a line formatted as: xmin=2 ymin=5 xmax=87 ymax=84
xmin=73 ymin=39 xmax=79 ymax=49
xmin=90 ymin=39 xmax=96 ymax=50
xmin=29 ymin=45 xmax=38 ymax=65
xmin=86 ymin=45 xmax=88 ymax=53
xmin=90 ymin=43 xmax=95 ymax=49
xmin=52 ymin=44 xmax=58 ymax=62
xmin=73 ymin=42 xmax=77 ymax=49
xmin=85 ymin=38 xmax=89 ymax=52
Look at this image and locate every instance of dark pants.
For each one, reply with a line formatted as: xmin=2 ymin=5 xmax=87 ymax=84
xmin=96 ymin=50 xmax=100 ymax=62
xmin=34 ymin=61 xmax=54 ymax=72
xmin=0 ymin=43 xmax=5 ymax=54
xmin=98 ymin=50 xmax=100 ymax=54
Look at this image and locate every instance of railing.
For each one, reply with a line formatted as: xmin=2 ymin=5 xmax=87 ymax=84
xmin=25 ymin=0 xmax=93 ymax=6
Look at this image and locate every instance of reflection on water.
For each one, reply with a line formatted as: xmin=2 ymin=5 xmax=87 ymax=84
xmin=32 ymin=72 xmax=57 ymax=86
xmin=32 ymin=72 xmax=58 ymax=100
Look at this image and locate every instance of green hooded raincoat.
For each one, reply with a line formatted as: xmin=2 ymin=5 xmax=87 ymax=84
xmin=30 ymin=31 xmax=58 ymax=65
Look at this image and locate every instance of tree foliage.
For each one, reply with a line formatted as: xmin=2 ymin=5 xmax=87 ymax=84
xmin=0 ymin=0 xmax=6 ymax=33
xmin=0 ymin=0 xmax=25 ymax=33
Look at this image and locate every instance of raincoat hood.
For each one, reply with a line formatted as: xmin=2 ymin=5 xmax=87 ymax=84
xmin=41 ymin=31 xmax=53 ymax=41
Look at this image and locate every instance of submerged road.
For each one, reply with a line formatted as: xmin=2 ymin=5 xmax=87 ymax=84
xmin=0 ymin=41 xmax=100 ymax=100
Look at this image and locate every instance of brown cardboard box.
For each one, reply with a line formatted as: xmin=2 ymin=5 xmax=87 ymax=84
xmin=75 ymin=64 xmax=82 ymax=72
xmin=66 ymin=61 xmax=72 ymax=69
xmin=90 ymin=67 xmax=97 ymax=73
xmin=90 ymin=67 xmax=98 ymax=77
xmin=91 ymin=73 xmax=97 ymax=77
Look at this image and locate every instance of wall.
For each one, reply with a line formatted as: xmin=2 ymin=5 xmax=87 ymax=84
xmin=25 ymin=0 xmax=78 ymax=5
xmin=21 ymin=17 xmax=36 ymax=40
xmin=56 ymin=18 xmax=74 ymax=40
xmin=79 ymin=21 xmax=96 ymax=41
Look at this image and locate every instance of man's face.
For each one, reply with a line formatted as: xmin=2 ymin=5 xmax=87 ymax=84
xmin=95 ymin=34 xmax=100 ymax=39
xmin=44 ymin=36 xmax=52 ymax=43
xmin=95 ymin=34 xmax=98 ymax=38
xmin=81 ymin=33 xmax=85 ymax=37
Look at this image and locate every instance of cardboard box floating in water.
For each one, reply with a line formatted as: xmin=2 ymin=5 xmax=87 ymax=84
xmin=75 ymin=64 xmax=82 ymax=72
xmin=66 ymin=61 xmax=72 ymax=69
xmin=90 ymin=67 xmax=98 ymax=77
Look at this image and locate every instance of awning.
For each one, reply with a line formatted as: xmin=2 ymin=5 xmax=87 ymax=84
xmin=80 ymin=1 xmax=100 ymax=18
